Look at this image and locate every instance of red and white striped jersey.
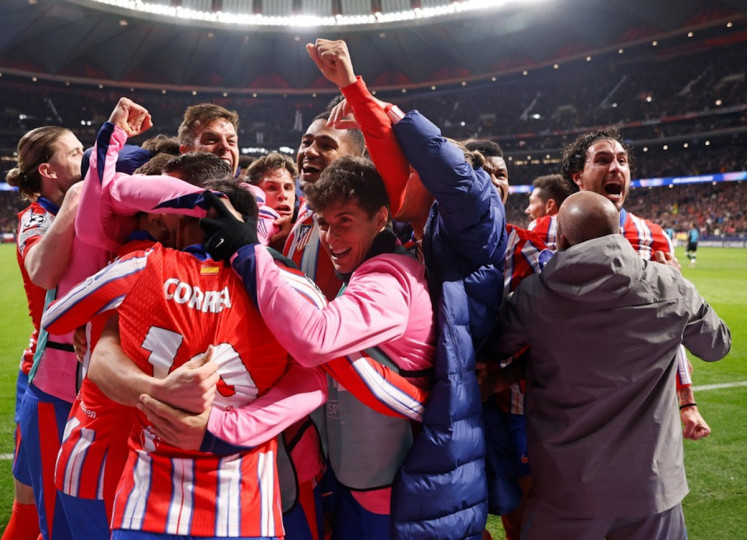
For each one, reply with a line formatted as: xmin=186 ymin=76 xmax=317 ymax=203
xmin=56 ymin=373 xmax=135 ymax=504
xmin=16 ymin=199 xmax=56 ymax=375
xmin=45 ymin=244 xmax=289 ymax=537
xmin=503 ymin=224 xmax=551 ymax=297
xmin=529 ymin=209 xmax=673 ymax=256
xmin=497 ymin=225 xmax=552 ymax=415
xmin=283 ymin=201 xmax=342 ymax=301
xmin=54 ymin=240 xmax=155 ymax=507
xmin=115 ymin=246 xmax=286 ymax=536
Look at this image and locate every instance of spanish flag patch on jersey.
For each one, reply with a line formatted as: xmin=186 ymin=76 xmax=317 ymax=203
xmin=200 ymin=264 xmax=221 ymax=275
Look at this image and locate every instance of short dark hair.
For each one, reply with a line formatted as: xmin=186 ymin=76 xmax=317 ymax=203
xmin=532 ymin=174 xmax=573 ymax=207
xmin=178 ymin=103 xmax=239 ymax=146
xmin=560 ymin=129 xmax=633 ymax=193
xmin=246 ymin=153 xmax=297 ymax=185
xmin=141 ymin=134 xmax=181 ymax=155
xmin=303 ymin=156 xmax=388 ymax=217
xmin=463 ymin=138 xmax=503 ymax=158
xmin=203 ymin=179 xmax=258 ymax=221
xmin=163 ymin=152 xmax=233 ymax=187
xmin=134 ymin=152 xmax=177 ymax=176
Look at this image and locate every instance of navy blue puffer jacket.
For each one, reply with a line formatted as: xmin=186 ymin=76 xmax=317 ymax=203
xmin=390 ymin=112 xmax=508 ymax=539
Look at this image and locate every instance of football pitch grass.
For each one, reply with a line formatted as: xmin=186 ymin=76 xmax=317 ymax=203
xmin=0 ymin=243 xmax=744 ymax=537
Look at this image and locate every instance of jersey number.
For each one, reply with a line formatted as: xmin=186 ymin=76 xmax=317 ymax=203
xmin=141 ymin=326 xmax=258 ymax=407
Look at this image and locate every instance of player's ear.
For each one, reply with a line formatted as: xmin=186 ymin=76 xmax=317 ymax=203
xmin=38 ymin=162 xmax=54 ymax=179
xmin=571 ymin=171 xmax=583 ymax=189
xmin=374 ymin=206 xmax=388 ymax=232
xmin=546 ymin=199 xmax=558 ymax=215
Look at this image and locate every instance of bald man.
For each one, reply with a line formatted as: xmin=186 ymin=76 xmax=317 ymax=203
xmin=555 ymin=191 xmax=619 ymax=248
xmin=495 ymin=192 xmax=731 ymax=539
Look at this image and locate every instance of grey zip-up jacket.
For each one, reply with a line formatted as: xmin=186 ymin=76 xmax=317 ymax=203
xmin=496 ymin=234 xmax=730 ymax=517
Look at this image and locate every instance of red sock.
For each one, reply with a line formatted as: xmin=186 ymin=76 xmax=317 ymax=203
xmin=1 ymin=501 xmax=40 ymax=540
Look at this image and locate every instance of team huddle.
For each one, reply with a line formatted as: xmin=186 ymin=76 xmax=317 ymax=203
xmin=4 ymin=39 xmax=730 ymax=540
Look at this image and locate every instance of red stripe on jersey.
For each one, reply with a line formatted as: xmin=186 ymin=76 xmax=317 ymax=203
xmin=621 ymin=211 xmax=673 ymax=258
xmin=504 ymin=224 xmax=548 ymax=294
xmin=38 ymin=401 xmax=63 ymax=535
xmin=283 ymin=204 xmax=342 ymax=301
xmin=55 ymin=380 xmax=134 ymax=504
xmin=112 ymin=245 xmax=287 ymax=537
xmin=16 ymin=203 xmax=55 ymax=373
xmin=527 ymin=214 xmax=558 ymax=251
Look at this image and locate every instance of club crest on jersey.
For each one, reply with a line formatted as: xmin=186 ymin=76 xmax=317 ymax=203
xmin=163 ymin=278 xmax=232 ymax=313
xmin=293 ymin=224 xmax=314 ymax=252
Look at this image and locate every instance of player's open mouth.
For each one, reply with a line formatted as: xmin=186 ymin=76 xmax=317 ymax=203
xmin=331 ymin=247 xmax=351 ymax=259
xmin=604 ymin=182 xmax=623 ymax=197
xmin=275 ymin=204 xmax=292 ymax=216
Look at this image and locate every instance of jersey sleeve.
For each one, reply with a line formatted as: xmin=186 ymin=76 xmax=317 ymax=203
xmin=322 ymin=354 xmax=428 ymax=421
xmin=17 ymin=205 xmax=53 ymax=258
xmin=341 ymin=77 xmax=410 ymax=215
xmin=675 ymin=347 xmax=692 ymax=388
xmin=526 ymin=215 xmax=558 ymax=252
xmin=233 ymin=245 xmax=411 ymax=365
xmin=240 ymin=182 xmax=280 ymax=246
xmin=504 ymin=226 xmax=553 ymax=295
xmin=42 ymin=250 xmax=150 ymax=335
xmin=232 ymin=245 xmax=430 ymax=421
xmin=201 ymin=358 xmax=328 ymax=453
xmin=680 ymin=279 xmax=731 ymax=363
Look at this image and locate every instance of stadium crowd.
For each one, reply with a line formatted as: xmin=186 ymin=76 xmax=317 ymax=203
xmin=503 ymin=180 xmax=747 ymax=233
xmin=1 ymin=33 xmax=735 ymax=540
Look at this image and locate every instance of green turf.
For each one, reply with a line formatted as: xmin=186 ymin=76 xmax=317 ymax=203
xmin=0 ymin=244 xmax=745 ymax=537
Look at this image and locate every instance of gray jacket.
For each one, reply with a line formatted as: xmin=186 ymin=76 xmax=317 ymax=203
xmin=496 ymin=234 xmax=730 ymax=517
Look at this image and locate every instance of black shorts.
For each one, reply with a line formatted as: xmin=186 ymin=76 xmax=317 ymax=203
xmin=687 ymin=242 xmax=697 ymax=252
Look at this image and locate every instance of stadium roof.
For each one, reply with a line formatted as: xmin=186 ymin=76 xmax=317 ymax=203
xmin=0 ymin=0 xmax=744 ymax=94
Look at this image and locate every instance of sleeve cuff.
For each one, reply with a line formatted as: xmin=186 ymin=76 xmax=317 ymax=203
xmin=384 ymin=103 xmax=406 ymax=124
xmin=200 ymin=408 xmax=256 ymax=454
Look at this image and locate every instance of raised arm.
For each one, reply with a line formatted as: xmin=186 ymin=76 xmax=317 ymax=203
xmin=76 ymin=122 xmax=215 ymax=252
xmin=392 ymin=111 xmax=506 ymax=266
xmin=307 ymin=39 xmax=410 ymax=215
